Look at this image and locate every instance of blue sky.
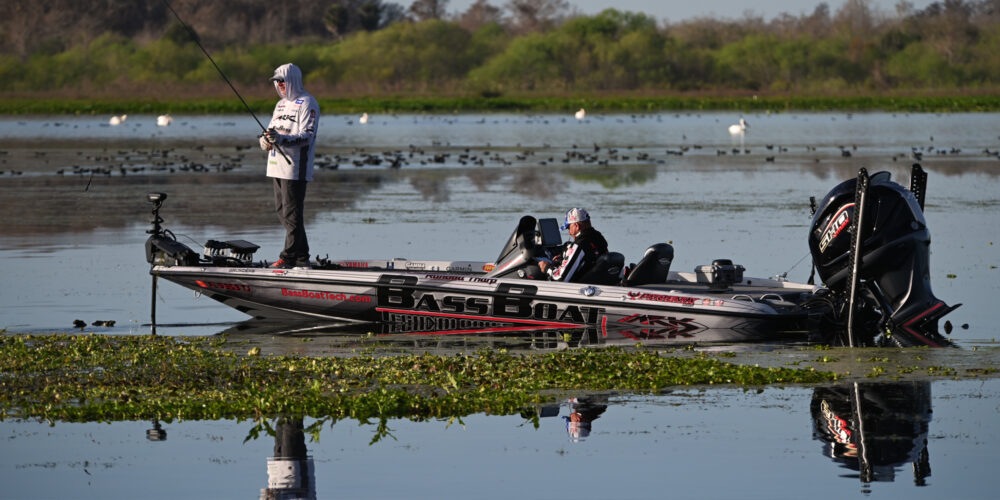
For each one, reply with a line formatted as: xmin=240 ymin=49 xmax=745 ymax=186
xmin=430 ymin=0 xmax=939 ymax=23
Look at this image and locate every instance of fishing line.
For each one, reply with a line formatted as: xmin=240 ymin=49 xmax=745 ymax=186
xmin=158 ymin=0 xmax=291 ymax=163
xmin=778 ymin=250 xmax=812 ymax=280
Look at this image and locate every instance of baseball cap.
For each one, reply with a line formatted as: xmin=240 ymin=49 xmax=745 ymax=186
xmin=560 ymin=207 xmax=590 ymax=230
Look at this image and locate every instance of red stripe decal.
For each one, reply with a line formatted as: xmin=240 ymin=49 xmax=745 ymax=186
xmin=375 ymin=307 xmax=582 ymax=328
xmin=402 ymin=325 xmax=571 ymax=336
xmin=900 ymin=302 xmax=945 ymax=347
xmin=903 ymin=302 xmax=945 ymax=326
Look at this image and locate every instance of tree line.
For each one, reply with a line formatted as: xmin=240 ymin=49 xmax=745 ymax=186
xmin=1 ymin=0 xmax=998 ymax=96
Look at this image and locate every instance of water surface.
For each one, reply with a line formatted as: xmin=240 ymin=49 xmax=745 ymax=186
xmin=1 ymin=112 xmax=999 ymax=499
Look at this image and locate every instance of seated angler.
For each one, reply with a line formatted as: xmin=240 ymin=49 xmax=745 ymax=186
xmin=538 ymin=208 xmax=609 ymax=282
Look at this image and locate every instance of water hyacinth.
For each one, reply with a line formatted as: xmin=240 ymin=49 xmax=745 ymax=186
xmin=1 ymin=334 xmax=844 ymax=423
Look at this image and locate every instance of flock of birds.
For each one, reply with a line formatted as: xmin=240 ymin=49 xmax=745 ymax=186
xmin=0 ymin=110 xmax=993 ymax=179
xmin=108 ymin=114 xmax=173 ymax=127
xmin=108 ymin=108 xmax=741 ymax=132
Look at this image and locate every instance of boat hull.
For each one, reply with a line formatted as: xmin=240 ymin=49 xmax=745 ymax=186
xmin=153 ymin=264 xmax=819 ymax=342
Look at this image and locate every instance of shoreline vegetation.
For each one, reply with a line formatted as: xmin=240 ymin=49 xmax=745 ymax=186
xmin=3 ymin=93 xmax=1000 ymax=115
xmin=3 ymin=2 xmax=999 ymax=115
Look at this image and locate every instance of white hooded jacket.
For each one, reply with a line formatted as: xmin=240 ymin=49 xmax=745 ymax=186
xmin=266 ymin=63 xmax=319 ymax=181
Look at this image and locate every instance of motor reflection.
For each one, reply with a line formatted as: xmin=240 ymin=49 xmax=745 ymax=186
xmin=811 ymin=382 xmax=932 ymax=486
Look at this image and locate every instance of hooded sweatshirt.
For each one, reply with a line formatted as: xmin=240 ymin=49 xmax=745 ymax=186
xmin=266 ymin=63 xmax=319 ymax=181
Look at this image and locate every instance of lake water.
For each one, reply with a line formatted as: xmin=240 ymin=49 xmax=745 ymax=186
xmin=2 ymin=380 xmax=998 ymax=499
xmin=1 ymin=111 xmax=999 ymax=498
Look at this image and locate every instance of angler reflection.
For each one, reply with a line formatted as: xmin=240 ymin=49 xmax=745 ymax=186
xmin=261 ymin=417 xmax=316 ymax=500
xmin=562 ymin=396 xmax=609 ymax=442
xmin=531 ymin=395 xmax=610 ymax=442
xmin=811 ymin=382 xmax=932 ymax=486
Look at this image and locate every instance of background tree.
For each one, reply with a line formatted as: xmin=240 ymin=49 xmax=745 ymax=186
xmin=359 ymin=1 xmax=385 ymax=31
xmin=324 ymin=4 xmax=351 ymax=38
xmin=410 ymin=0 xmax=450 ymax=21
xmin=458 ymin=0 xmax=504 ymax=31
xmin=504 ymin=0 xmax=571 ymax=34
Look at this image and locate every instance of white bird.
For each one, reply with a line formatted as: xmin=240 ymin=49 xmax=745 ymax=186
xmin=359 ymin=113 xmax=369 ymax=124
xmin=728 ymin=118 xmax=748 ymax=135
xmin=574 ymin=108 xmax=586 ymax=120
xmin=156 ymin=114 xmax=173 ymax=127
xmin=109 ymin=114 xmax=127 ymax=126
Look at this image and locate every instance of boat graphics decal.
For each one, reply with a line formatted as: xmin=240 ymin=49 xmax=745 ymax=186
xmin=377 ymin=308 xmax=582 ymax=334
xmin=626 ymin=291 xmax=696 ymax=306
xmin=376 ymin=274 xmax=605 ymax=326
xmin=617 ymin=313 xmax=705 ymax=338
xmin=195 ymin=280 xmax=252 ymax=293
xmin=280 ymin=288 xmax=371 ymax=303
xmin=818 ymin=202 xmax=854 ymax=253
xmin=336 ymin=261 xmax=370 ymax=268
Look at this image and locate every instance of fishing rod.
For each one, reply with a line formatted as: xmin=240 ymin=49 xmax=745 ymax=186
xmin=159 ymin=0 xmax=291 ymax=163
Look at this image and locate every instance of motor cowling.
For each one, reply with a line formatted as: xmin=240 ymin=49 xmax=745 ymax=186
xmin=808 ymin=171 xmax=955 ymax=346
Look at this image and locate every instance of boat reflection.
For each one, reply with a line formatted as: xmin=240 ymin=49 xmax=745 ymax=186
xmin=811 ymin=382 xmax=932 ymax=486
xmin=153 ymin=381 xmax=935 ymax=493
xmin=215 ymin=318 xmax=807 ymax=355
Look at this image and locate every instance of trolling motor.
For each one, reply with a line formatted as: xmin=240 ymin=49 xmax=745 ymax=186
xmin=145 ymin=192 xmax=198 ymax=267
xmin=807 ymin=165 xmax=959 ymax=347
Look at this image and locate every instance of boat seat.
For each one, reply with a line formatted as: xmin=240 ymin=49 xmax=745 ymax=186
xmin=577 ymin=252 xmax=625 ymax=285
xmin=622 ymin=243 xmax=674 ymax=286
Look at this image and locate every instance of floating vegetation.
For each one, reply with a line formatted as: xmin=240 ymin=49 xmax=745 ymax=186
xmin=0 ymin=334 xmax=838 ymax=423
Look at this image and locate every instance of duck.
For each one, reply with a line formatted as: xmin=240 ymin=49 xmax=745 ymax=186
xmin=109 ymin=114 xmax=127 ymax=126
xmin=359 ymin=113 xmax=369 ymax=124
xmin=728 ymin=117 xmax=748 ymax=135
xmin=156 ymin=114 xmax=173 ymax=126
xmin=574 ymin=108 xmax=586 ymax=120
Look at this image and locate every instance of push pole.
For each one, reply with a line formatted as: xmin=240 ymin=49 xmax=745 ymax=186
xmin=845 ymin=168 xmax=870 ymax=347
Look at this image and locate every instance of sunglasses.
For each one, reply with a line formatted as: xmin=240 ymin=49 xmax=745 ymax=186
xmin=273 ymin=78 xmax=285 ymax=83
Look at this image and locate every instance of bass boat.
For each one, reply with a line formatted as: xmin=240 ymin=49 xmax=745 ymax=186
xmin=146 ymin=165 xmax=957 ymax=347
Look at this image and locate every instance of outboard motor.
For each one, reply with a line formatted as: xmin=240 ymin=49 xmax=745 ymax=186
xmin=807 ymin=166 xmax=957 ymax=346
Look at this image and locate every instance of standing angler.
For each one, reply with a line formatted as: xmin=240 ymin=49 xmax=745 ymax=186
xmin=259 ymin=63 xmax=320 ymax=269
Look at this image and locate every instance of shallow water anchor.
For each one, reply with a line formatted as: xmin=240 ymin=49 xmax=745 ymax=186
xmin=845 ymin=168 xmax=870 ymax=347
xmin=151 ymin=274 xmax=158 ymax=336
xmin=910 ymin=163 xmax=927 ymax=212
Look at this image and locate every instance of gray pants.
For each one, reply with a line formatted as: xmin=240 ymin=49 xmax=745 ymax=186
xmin=273 ymin=177 xmax=309 ymax=265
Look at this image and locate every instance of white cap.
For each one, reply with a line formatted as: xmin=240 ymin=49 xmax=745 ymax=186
xmin=560 ymin=207 xmax=590 ymax=230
